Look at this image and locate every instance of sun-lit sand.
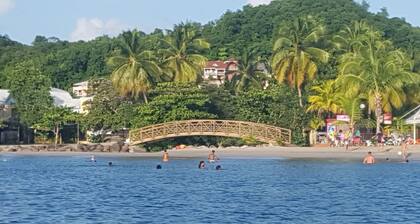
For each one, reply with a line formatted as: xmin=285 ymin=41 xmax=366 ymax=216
xmin=2 ymin=145 xmax=420 ymax=161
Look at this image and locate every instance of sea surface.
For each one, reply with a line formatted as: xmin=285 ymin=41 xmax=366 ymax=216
xmin=1 ymin=155 xmax=419 ymax=224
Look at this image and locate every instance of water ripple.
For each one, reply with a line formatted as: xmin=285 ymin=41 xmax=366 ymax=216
xmin=1 ymin=156 xmax=420 ymax=223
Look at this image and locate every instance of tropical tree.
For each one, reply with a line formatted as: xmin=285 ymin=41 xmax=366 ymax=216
xmin=229 ymin=50 xmax=267 ymax=95
xmin=108 ymin=30 xmax=161 ymax=103
xmin=338 ymin=29 xmax=417 ymax=133
xmin=333 ymin=20 xmax=370 ymax=54
xmin=271 ymin=16 xmax=329 ymax=107
xmin=306 ymin=80 xmax=341 ymax=116
xmin=33 ymin=107 xmax=79 ymax=147
xmin=160 ymin=23 xmax=210 ymax=83
xmin=337 ymin=96 xmax=362 ymax=132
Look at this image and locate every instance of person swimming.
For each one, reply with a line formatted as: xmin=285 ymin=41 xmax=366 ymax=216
xmin=363 ymin=152 xmax=375 ymax=164
xmin=108 ymin=162 xmax=113 ymax=166
xmin=198 ymin=161 xmax=206 ymax=169
xmin=215 ymin=165 xmax=222 ymax=170
xmin=156 ymin=164 xmax=162 ymax=169
xmin=162 ymin=149 xmax=169 ymax=162
xmin=208 ymin=150 xmax=219 ymax=163
xmin=90 ymin=155 xmax=96 ymax=162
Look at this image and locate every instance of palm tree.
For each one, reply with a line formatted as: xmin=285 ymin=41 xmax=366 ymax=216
xmin=160 ymin=23 xmax=210 ymax=83
xmin=337 ymin=96 xmax=362 ymax=132
xmin=333 ymin=20 xmax=370 ymax=54
xmin=306 ymin=80 xmax=341 ymax=116
xmin=108 ymin=30 xmax=161 ymax=103
xmin=338 ymin=29 xmax=417 ymax=133
xmin=271 ymin=16 xmax=329 ymax=107
xmin=230 ymin=50 xmax=267 ymax=95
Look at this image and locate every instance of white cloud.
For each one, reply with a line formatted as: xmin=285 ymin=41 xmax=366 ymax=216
xmin=0 ymin=0 xmax=14 ymax=15
xmin=70 ymin=18 xmax=127 ymax=42
xmin=247 ymin=0 xmax=272 ymax=6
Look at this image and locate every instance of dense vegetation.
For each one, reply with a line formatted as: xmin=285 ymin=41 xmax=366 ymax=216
xmin=1 ymin=0 xmax=420 ymax=147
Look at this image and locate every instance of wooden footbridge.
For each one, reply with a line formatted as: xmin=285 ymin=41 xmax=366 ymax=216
xmin=129 ymin=120 xmax=291 ymax=145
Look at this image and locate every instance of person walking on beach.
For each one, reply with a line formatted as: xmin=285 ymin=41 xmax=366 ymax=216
xmin=162 ymin=149 xmax=169 ymax=162
xmin=401 ymin=139 xmax=409 ymax=161
xmin=208 ymin=150 xmax=219 ymax=162
xmin=363 ymin=152 xmax=375 ymax=164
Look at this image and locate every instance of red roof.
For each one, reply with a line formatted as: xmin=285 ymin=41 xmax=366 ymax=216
xmin=205 ymin=60 xmax=228 ymax=69
xmin=205 ymin=60 xmax=238 ymax=69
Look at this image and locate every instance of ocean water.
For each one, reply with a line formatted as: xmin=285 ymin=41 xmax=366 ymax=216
xmin=0 ymin=155 xmax=419 ymax=224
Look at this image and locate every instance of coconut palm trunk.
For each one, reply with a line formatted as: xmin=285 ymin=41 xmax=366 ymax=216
xmin=142 ymin=91 xmax=148 ymax=104
xmin=297 ymin=87 xmax=304 ymax=107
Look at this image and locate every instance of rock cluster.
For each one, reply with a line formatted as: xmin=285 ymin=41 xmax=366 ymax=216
xmin=0 ymin=142 xmax=145 ymax=153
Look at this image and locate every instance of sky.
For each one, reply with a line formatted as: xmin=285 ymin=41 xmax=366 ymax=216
xmin=0 ymin=0 xmax=419 ymax=44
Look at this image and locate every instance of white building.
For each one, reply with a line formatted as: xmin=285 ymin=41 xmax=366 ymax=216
xmin=50 ymin=88 xmax=92 ymax=113
xmin=72 ymin=81 xmax=89 ymax=97
xmin=0 ymin=88 xmax=91 ymax=114
xmin=405 ymin=105 xmax=420 ymax=144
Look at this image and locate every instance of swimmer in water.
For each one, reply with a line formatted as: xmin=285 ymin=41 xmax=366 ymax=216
xmin=156 ymin=164 xmax=162 ymax=169
xmin=162 ymin=149 xmax=169 ymax=162
xmin=108 ymin=162 xmax=113 ymax=166
xmin=215 ymin=165 xmax=222 ymax=170
xmin=208 ymin=150 xmax=219 ymax=163
xmin=198 ymin=161 xmax=206 ymax=169
xmin=91 ymin=155 xmax=96 ymax=162
xmin=363 ymin=152 xmax=375 ymax=164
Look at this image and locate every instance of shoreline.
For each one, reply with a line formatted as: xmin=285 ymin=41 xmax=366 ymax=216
xmin=2 ymin=145 xmax=420 ymax=161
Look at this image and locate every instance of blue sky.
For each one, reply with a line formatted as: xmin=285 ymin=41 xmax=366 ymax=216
xmin=0 ymin=0 xmax=419 ymax=44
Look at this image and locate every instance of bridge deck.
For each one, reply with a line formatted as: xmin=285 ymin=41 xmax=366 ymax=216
xmin=129 ymin=120 xmax=291 ymax=145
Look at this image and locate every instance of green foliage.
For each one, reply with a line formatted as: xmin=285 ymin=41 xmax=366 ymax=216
xmin=32 ymin=106 xmax=79 ymax=145
xmin=160 ymin=23 xmax=210 ymax=83
xmin=82 ymin=78 xmax=136 ymax=132
xmin=241 ymin=135 xmax=261 ymax=146
xmin=108 ymin=30 xmax=161 ymax=102
xmin=131 ymin=82 xmax=217 ymax=128
xmin=272 ymin=15 xmax=329 ymax=107
xmin=234 ymin=84 xmax=310 ymax=145
xmin=5 ymin=60 xmax=53 ymax=126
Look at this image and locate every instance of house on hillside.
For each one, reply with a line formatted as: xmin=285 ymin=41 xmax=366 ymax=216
xmin=203 ymin=59 xmax=239 ymax=85
xmin=50 ymin=88 xmax=92 ymax=114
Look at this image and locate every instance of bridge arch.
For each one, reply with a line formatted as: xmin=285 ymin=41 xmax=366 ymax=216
xmin=129 ymin=120 xmax=291 ymax=145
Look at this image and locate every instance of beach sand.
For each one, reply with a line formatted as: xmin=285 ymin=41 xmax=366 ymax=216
xmin=2 ymin=145 xmax=420 ymax=161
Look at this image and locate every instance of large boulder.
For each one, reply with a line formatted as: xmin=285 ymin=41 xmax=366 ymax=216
xmin=128 ymin=145 xmax=146 ymax=153
xmin=92 ymin=144 xmax=104 ymax=152
xmin=120 ymin=144 xmax=129 ymax=153
xmin=110 ymin=143 xmax=121 ymax=152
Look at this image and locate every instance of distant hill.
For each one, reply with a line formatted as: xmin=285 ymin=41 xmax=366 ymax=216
xmin=1 ymin=0 xmax=419 ymax=89
xmin=204 ymin=0 xmax=420 ymax=59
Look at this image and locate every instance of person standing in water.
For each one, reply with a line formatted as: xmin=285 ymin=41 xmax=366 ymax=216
xmin=208 ymin=150 xmax=219 ymax=163
xmin=401 ymin=139 xmax=409 ymax=161
xmin=198 ymin=161 xmax=206 ymax=169
xmin=363 ymin=152 xmax=375 ymax=164
xmin=162 ymin=149 xmax=169 ymax=162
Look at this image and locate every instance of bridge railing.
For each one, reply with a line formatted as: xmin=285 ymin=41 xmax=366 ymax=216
xmin=129 ymin=120 xmax=292 ymax=145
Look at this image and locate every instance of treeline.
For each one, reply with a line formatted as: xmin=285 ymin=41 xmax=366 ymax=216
xmin=1 ymin=0 xmax=420 ymax=89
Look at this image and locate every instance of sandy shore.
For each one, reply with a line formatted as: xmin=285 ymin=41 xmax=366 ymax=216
xmin=2 ymin=145 xmax=420 ymax=161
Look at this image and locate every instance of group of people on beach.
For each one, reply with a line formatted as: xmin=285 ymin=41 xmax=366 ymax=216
xmin=328 ymin=129 xmax=356 ymax=148
xmin=328 ymin=127 xmax=414 ymax=149
xmin=159 ymin=149 xmax=222 ymax=170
